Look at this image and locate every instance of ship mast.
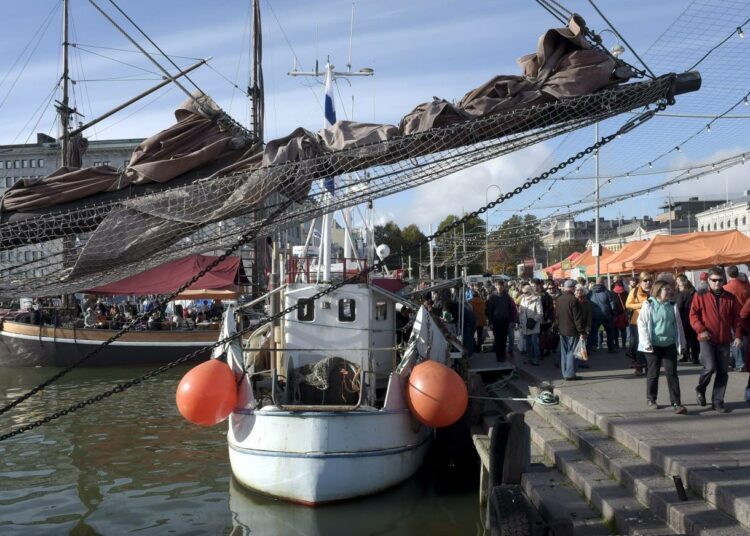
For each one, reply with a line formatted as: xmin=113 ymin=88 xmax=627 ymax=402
xmin=59 ymin=0 xmax=71 ymax=167
xmin=249 ymin=0 xmax=264 ymax=144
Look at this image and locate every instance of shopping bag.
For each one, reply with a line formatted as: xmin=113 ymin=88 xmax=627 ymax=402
xmin=574 ymin=338 xmax=589 ymax=361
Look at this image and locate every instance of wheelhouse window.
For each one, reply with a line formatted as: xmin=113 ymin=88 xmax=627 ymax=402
xmin=297 ymin=298 xmax=315 ymax=322
xmin=338 ymin=299 xmax=356 ymax=322
xmin=375 ymin=301 xmax=387 ymax=321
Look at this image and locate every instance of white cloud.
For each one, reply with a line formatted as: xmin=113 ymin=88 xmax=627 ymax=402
xmin=662 ymin=147 xmax=750 ymax=200
xmin=392 ymin=143 xmax=554 ymax=230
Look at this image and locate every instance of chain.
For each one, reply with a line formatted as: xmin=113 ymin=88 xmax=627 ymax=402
xmin=0 ymin=100 xmax=668 ymax=442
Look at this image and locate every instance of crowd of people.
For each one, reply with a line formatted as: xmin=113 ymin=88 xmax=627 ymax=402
xmin=449 ymin=265 xmax=750 ymax=415
xmin=76 ymin=296 xmax=226 ymax=331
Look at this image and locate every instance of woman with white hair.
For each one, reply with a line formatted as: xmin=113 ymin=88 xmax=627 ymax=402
xmin=519 ymin=284 xmax=543 ymax=366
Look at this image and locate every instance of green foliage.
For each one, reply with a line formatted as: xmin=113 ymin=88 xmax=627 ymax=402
xmin=487 ymin=214 xmax=543 ymax=275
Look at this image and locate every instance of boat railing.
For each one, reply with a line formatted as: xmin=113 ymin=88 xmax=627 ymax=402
xmin=285 ymin=256 xmax=368 ymax=284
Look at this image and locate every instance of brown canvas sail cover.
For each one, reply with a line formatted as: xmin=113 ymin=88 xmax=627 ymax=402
xmin=85 ymin=254 xmax=248 ymax=297
xmin=1 ymin=13 xmax=626 ymax=215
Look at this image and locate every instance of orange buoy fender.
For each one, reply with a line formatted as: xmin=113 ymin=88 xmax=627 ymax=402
xmin=176 ymin=359 xmax=238 ymax=426
xmin=406 ymin=360 xmax=468 ymax=428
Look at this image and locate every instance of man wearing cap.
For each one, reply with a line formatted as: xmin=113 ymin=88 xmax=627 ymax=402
xmin=556 ymin=279 xmax=586 ymax=380
xmin=690 ymin=266 xmax=743 ymax=413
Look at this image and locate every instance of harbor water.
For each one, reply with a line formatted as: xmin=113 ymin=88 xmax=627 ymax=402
xmin=0 ymin=365 xmax=483 ymax=535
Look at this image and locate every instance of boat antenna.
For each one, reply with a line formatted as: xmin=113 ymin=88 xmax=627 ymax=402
xmin=347 ymin=3 xmax=355 ymax=73
xmin=249 ymin=0 xmax=264 ymax=143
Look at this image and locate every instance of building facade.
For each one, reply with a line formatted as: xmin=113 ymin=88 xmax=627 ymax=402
xmin=0 ymin=134 xmax=141 ymax=194
xmin=695 ymin=194 xmax=750 ymax=235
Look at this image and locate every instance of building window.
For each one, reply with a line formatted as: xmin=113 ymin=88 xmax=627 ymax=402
xmin=30 ymin=159 xmax=36 ymax=168
xmin=21 ymin=160 xmax=28 ymax=168
xmin=720 ymin=221 xmax=724 ymax=229
xmin=5 ymin=178 xmax=11 ymax=187
xmin=297 ymin=298 xmax=315 ymax=322
xmin=0 ymin=161 xmax=3 ymax=169
xmin=744 ymin=217 xmax=747 ymax=226
xmin=102 ymin=160 xmax=110 ymax=166
xmin=375 ymin=301 xmax=387 ymax=321
xmin=338 ymin=299 xmax=356 ymax=322
xmin=93 ymin=161 xmax=101 ymax=166
xmin=5 ymin=161 xmax=10 ymax=169
xmin=13 ymin=160 xmax=20 ymax=169
xmin=735 ymin=218 xmax=739 ymax=228
xmin=713 ymin=222 xmax=717 ymax=230
xmin=700 ymin=225 xmax=704 ymax=232
xmin=38 ymin=159 xmax=44 ymax=167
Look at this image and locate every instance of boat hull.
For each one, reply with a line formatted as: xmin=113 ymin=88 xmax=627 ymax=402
xmin=227 ymin=407 xmax=431 ymax=505
xmin=0 ymin=321 xmax=217 ymax=367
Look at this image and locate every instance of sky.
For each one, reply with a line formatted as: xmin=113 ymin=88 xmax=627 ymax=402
xmin=1 ymin=0 xmax=748 ymax=234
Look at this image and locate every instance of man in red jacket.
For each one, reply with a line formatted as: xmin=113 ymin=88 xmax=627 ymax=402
xmin=690 ymin=266 xmax=743 ymax=413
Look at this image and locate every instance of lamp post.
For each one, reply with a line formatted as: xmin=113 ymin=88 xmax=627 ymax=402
xmin=485 ymin=184 xmax=502 ymax=272
xmin=594 ymin=30 xmax=624 ymax=279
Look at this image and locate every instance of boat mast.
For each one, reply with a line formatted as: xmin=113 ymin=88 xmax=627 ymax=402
xmin=59 ymin=0 xmax=71 ymax=167
xmin=249 ymin=0 xmax=264 ymax=144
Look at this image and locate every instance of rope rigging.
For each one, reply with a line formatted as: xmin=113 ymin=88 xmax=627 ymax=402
xmin=0 ymin=100 xmax=666 ymax=441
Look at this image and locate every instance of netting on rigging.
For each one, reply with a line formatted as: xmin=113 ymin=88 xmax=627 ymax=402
xmin=0 ymin=13 xmax=698 ymax=298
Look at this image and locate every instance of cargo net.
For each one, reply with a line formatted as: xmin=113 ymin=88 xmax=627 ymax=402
xmin=0 ymin=74 xmax=675 ymax=297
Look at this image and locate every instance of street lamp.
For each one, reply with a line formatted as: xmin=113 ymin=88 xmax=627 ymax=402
xmin=485 ymin=185 xmax=502 ymax=272
xmin=594 ymin=31 xmax=624 ymax=279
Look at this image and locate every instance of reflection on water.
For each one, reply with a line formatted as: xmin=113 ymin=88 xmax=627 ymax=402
xmin=0 ymin=366 xmax=482 ymax=535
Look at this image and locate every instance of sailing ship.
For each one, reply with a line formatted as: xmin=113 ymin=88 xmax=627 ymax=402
xmin=0 ymin=0 xmax=702 ymax=508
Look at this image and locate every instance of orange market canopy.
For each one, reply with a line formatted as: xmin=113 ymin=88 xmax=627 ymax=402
xmin=544 ymin=251 xmax=581 ymax=277
xmin=600 ymin=240 xmax=651 ymax=274
xmin=618 ymin=230 xmax=750 ymax=272
xmin=552 ymin=246 xmax=613 ymax=279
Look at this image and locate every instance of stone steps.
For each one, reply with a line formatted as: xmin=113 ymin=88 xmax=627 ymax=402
xmin=541 ymin=382 xmax=750 ymax=533
xmin=510 ymin=377 xmax=750 ymax=535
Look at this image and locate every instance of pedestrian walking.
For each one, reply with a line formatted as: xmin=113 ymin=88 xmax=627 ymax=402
xmin=519 ymin=284 xmax=543 ymax=366
xmin=637 ymin=279 xmax=687 ymax=414
xmin=575 ymin=284 xmax=592 ymax=362
xmin=487 ymin=281 xmax=514 ymax=362
xmin=469 ymin=290 xmax=487 ymax=351
xmin=612 ymin=281 xmax=629 ymax=349
xmin=723 ymin=265 xmax=749 ymax=372
xmin=626 ymin=272 xmax=654 ymax=376
xmin=675 ymin=275 xmax=700 ymax=364
xmin=690 ymin=266 xmax=743 ymax=413
xmin=588 ymin=276 xmax=617 ymax=353
xmin=556 ymin=280 xmax=587 ymax=380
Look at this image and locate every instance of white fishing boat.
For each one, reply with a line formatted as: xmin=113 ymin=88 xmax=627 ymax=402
xmin=219 ymin=256 xmax=460 ymax=504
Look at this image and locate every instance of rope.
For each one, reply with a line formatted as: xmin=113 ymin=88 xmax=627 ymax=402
xmin=0 ymin=94 xmax=665 ymax=441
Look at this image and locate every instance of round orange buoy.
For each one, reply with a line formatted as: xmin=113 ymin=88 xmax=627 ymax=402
xmin=176 ymin=359 xmax=238 ymax=426
xmin=406 ymin=360 xmax=468 ymax=428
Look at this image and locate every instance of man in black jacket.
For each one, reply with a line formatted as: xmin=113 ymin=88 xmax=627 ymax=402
xmin=557 ymin=279 xmax=587 ymax=380
xmin=487 ymin=281 xmax=514 ymax=362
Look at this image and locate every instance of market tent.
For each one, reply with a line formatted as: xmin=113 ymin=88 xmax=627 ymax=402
xmin=86 ymin=254 xmax=249 ymax=298
xmin=544 ymin=251 xmax=581 ymax=277
xmin=552 ymin=246 xmax=612 ymax=279
xmin=622 ymin=230 xmax=750 ymax=272
xmin=601 ymin=240 xmax=651 ymax=274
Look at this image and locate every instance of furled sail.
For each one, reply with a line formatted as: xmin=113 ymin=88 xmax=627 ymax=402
xmin=0 ymin=14 xmax=699 ymax=298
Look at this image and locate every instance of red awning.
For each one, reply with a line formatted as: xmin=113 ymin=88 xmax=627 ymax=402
xmin=86 ymin=254 xmax=249 ymax=296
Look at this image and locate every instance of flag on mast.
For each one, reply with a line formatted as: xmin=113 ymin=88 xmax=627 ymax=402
xmin=323 ymin=64 xmax=337 ymax=195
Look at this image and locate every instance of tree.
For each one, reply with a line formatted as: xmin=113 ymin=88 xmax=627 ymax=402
xmin=487 ymin=214 xmax=543 ymax=275
xmin=373 ymin=221 xmax=404 ymax=269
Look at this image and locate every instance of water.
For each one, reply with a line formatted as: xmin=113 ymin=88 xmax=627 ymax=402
xmin=0 ymin=365 xmax=483 ymax=535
